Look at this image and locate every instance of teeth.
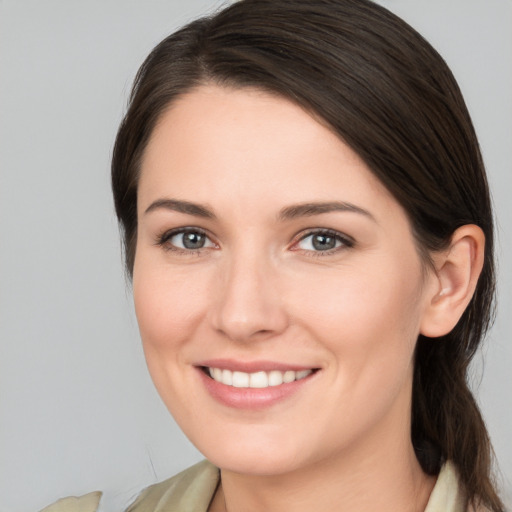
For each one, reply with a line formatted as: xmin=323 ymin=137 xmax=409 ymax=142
xmin=249 ymin=371 xmax=268 ymax=388
xmin=283 ymin=370 xmax=295 ymax=383
xmin=296 ymin=370 xmax=311 ymax=380
xmin=213 ymin=367 xmax=223 ymax=381
xmin=268 ymin=370 xmax=283 ymax=386
xmin=207 ymin=368 xmax=314 ymax=388
xmin=232 ymin=371 xmax=249 ymax=388
xmin=222 ymin=369 xmax=233 ymax=386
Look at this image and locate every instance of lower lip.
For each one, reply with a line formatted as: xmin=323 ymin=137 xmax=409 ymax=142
xmin=197 ymin=368 xmax=317 ymax=410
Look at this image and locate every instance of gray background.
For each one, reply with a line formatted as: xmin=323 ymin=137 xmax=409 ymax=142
xmin=0 ymin=1 xmax=510 ymax=510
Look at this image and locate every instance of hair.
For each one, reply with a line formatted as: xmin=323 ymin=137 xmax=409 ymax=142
xmin=111 ymin=0 xmax=503 ymax=509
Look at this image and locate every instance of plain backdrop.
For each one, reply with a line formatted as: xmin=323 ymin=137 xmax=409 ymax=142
xmin=1 ymin=1 xmax=511 ymax=510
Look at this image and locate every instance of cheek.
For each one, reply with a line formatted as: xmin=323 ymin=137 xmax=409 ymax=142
xmin=293 ymin=259 xmax=422 ymax=332
xmin=303 ymin=269 xmax=423 ymax=443
xmin=289 ymin=257 xmax=425 ymax=384
xmin=132 ymin=259 xmax=215 ymax=421
xmin=132 ymin=259 xmax=211 ymax=360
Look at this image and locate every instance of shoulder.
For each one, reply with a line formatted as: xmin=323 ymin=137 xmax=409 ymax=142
xmin=39 ymin=491 xmax=102 ymax=512
xmin=126 ymin=460 xmax=220 ymax=512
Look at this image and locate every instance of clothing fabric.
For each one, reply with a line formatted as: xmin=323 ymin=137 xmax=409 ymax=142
xmin=39 ymin=491 xmax=102 ymax=512
xmin=41 ymin=459 xmax=468 ymax=512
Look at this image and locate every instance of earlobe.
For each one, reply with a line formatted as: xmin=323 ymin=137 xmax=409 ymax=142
xmin=420 ymin=225 xmax=485 ymax=338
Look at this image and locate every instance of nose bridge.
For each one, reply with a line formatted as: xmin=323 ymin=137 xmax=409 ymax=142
xmin=211 ymin=243 xmax=288 ymax=342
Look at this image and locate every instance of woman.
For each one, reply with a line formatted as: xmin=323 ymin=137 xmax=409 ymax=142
xmin=44 ymin=0 xmax=504 ymax=510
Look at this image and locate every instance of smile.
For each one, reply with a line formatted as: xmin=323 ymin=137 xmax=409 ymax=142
xmin=196 ymin=360 xmax=320 ymax=409
xmin=205 ymin=367 xmax=314 ymax=388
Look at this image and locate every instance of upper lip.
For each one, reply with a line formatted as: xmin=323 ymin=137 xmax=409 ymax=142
xmin=195 ymin=359 xmax=319 ymax=373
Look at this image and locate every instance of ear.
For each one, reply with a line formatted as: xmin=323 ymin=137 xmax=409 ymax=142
xmin=420 ymin=225 xmax=485 ymax=338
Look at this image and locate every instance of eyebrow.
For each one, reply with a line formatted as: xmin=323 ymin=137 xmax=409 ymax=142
xmin=278 ymin=201 xmax=375 ymax=222
xmin=144 ymin=198 xmax=375 ymax=222
xmin=144 ymin=198 xmax=215 ymax=218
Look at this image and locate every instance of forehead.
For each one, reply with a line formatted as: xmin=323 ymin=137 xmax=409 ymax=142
xmin=138 ymin=84 xmax=398 ymax=219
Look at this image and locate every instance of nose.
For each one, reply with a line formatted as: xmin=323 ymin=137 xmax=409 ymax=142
xmin=209 ymin=252 xmax=289 ymax=343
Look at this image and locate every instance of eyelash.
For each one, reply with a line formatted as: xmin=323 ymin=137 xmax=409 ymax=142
xmin=155 ymin=227 xmax=354 ymax=256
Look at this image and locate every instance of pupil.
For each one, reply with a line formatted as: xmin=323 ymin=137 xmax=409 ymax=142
xmin=312 ymin=234 xmax=335 ymax=250
xmin=183 ymin=232 xmax=205 ymax=249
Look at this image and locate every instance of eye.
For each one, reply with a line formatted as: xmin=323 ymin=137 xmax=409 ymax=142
xmin=158 ymin=228 xmax=216 ymax=252
xmin=294 ymin=230 xmax=353 ymax=253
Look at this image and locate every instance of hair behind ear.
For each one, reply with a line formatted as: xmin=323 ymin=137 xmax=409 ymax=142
xmin=412 ymin=334 xmax=500 ymax=510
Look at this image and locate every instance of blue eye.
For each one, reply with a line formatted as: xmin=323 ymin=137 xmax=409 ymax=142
xmin=296 ymin=230 xmax=352 ymax=252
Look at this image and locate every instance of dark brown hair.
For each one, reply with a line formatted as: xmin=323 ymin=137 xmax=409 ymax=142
xmin=112 ymin=0 xmax=503 ymax=509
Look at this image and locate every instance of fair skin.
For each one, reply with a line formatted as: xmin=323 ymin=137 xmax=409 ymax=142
xmin=133 ymin=85 xmax=484 ymax=512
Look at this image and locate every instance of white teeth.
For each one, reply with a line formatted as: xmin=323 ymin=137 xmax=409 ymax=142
xmin=268 ymin=370 xmax=283 ymax=386
xmin=207 ymin=367 xmax=314 ymax=388
xmin=222 ymin=369 xmax=233 ymax=386
xmin=249 ymin=371 xmax=268 ymax=388
xmin=213 ymin=367 xmax=223 ymax=381
xmin=283 ymin=370 xmax=295 ymax=383
xmin=296 ymin=370 xmax=312 ymax=380
xmin=232 ymin=371 xmax=249 ymax=388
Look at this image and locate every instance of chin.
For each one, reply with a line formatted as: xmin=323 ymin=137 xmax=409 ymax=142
xmin=204 ymin=446 xmax=307 ymax=476
xmin=185 ymin=423 xmax=320 ymax=476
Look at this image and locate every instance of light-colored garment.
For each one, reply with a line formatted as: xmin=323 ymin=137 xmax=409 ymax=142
xmin=126 ymin=460 xmax=220 ymax=512
xmin=41 ymin=460 xmax=467 ymax=512
xmin=39 ymin=491 xmax=102 ymax=512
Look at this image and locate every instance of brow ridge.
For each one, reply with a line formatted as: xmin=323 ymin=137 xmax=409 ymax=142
xmin=278 ymin=201 xmax=374 ymax=221
xmin=144 ymin=198 xmax=215 ymax=218
xmin=144 ymin=198 xmax=373 ymax=222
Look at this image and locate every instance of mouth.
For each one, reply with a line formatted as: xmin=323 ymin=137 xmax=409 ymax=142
xmin=196 ymin=361 xmax=320 ymax=409
xmin=200 ymin=366 xmax=316 ymax=388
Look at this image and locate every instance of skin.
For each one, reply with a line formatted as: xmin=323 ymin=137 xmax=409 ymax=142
xmin=133 ymin=85 xmax=483 ymax=512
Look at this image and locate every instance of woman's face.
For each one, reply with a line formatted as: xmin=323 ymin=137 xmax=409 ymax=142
xmin=134 ymin=85 xmax=438 ymax=476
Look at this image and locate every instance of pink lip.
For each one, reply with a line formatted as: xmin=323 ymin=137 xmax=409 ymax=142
xmin=195 ymin=361 xmax=319 ymax=410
